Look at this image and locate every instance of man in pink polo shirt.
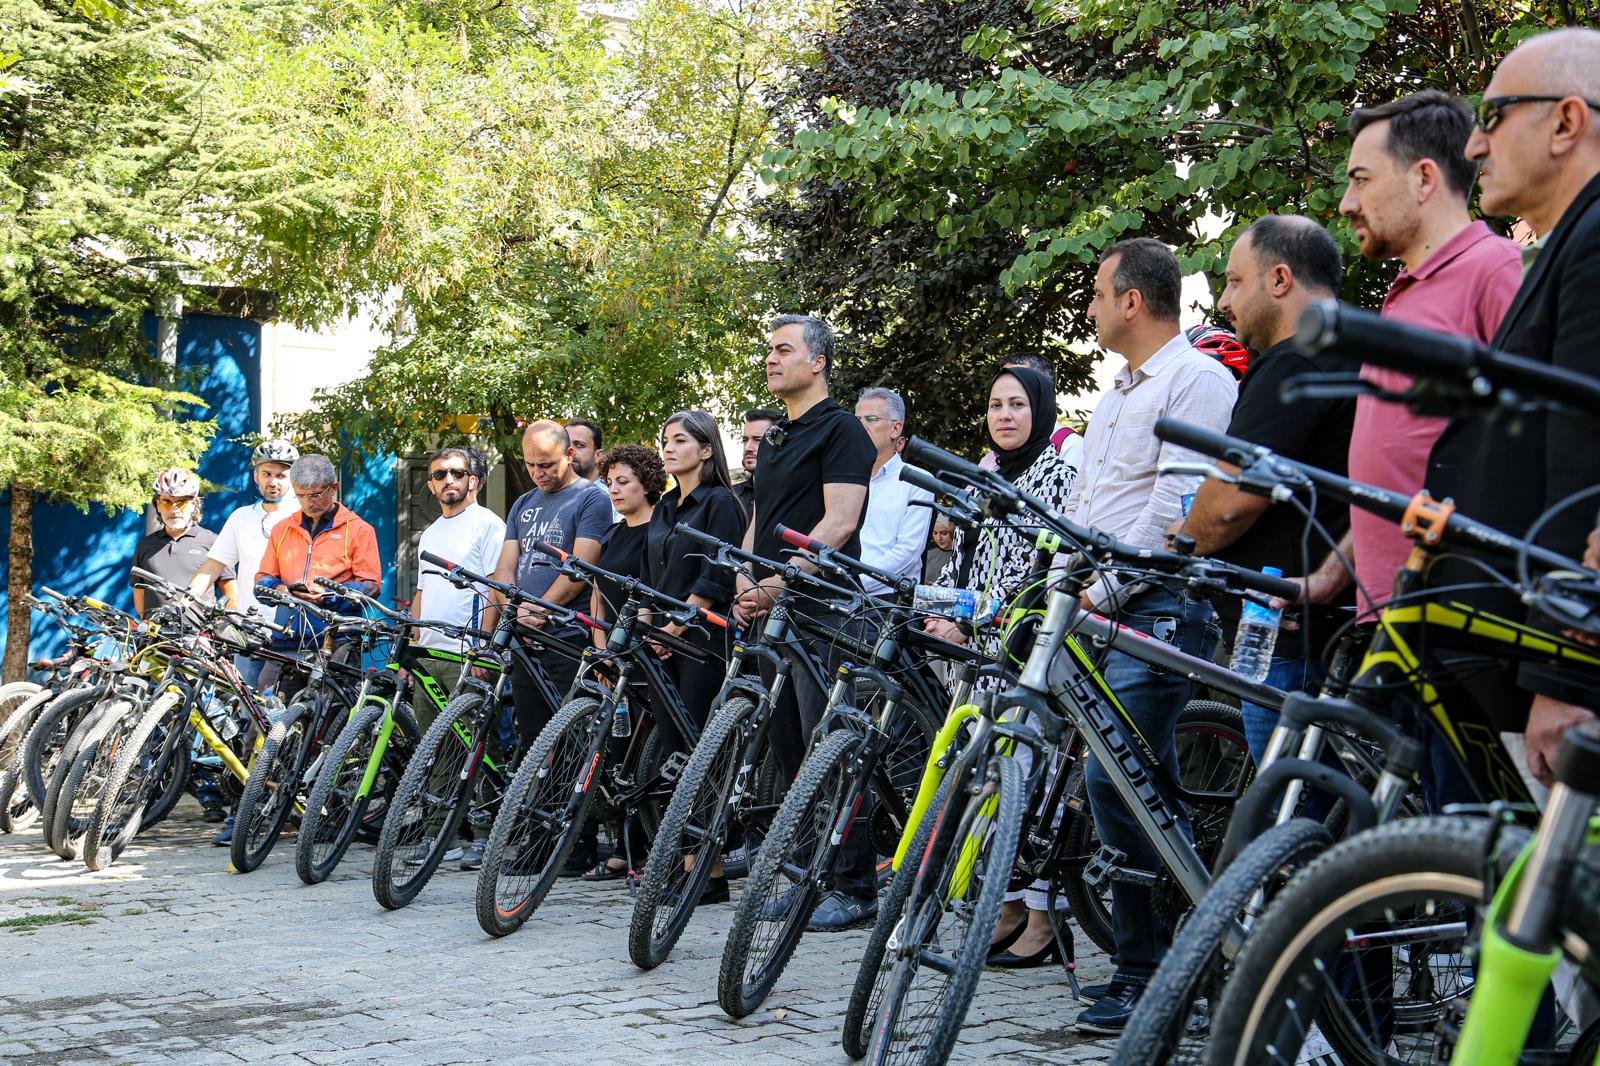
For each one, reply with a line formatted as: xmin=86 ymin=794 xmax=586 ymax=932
xmin=1296 ymin=91 xmax=1521 ymax=615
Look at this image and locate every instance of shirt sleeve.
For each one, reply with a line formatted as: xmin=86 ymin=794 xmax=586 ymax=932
xmin=575 ymin=489 xmax=614 ymax=544
xmin=1475 ymin=250 xmax=1526 ymax=343
xmin=862 ymin=485 xmax=935 ymax=596
xmin=349 ymin=519 xmax=382 ymax=590
xmin=688 ymin=491 xmax=747 ymax=603
xmin=475 ymin=512 xmax=507 ymax=574
xmin=821 ymin=417 xmax=875 ymax=486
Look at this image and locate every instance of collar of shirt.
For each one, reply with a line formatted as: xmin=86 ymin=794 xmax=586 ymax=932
xmin=1390 ymin=220 xmax=1499 ymax=287
xmin=870 ymin=452 xmax=904 ymax=484
xmin=1112 ymin=331 xmax=1193 ymax=391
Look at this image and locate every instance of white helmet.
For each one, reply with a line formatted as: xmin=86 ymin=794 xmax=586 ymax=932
xmin=251 ymin=439 xmax=300 ymax=468
xmin=151 ymin=468 xmax=201 ymax=498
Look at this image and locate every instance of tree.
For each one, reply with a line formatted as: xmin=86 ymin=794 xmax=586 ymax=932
xmin=764 ymin=0 xmax=1581 ymax=450
xmin=0 ymin=0 xmax=322 ymax=676
xmin=257 ymin=0 xmax=825 ymax=489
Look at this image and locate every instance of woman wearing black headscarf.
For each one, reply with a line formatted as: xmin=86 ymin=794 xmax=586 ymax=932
xmin=923 ymin=364 xmax=1079 ymax=967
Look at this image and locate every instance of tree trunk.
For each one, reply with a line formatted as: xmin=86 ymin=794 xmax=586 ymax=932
xmin=4 ymin=485 xmax=34 ymax=682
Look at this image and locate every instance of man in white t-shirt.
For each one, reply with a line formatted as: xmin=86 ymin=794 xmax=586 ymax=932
xmin=413 ymin=446 xmax=506 ymax=715
xmin=190 ymin=439 xmax=302 ymax=689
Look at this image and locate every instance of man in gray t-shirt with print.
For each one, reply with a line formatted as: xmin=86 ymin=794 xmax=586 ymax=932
xmin=490 ymin=420 xmax=614 ymax=750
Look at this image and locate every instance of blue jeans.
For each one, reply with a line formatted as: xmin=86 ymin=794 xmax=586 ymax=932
xmin=1240 ymin=655 xmax=1321 ymax=767
xmin=1086 ymin=586 xmax=1219 ymax=981
xmin=233 ymin=655 xmax=265 ymax=692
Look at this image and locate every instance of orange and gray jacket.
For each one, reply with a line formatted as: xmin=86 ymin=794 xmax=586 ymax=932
xmin=255 ymin=504 xmax=381 ymax=640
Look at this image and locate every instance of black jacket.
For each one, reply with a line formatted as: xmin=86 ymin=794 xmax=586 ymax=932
xmin=1426 ymin=170 xmax=1600 ymax=710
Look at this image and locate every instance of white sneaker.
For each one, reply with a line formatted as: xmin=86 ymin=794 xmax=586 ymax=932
xmin=1294 ymin=1023 xmax=1338 ymax=1066
xmin=441 ymin=845 xmax=464 ymax=862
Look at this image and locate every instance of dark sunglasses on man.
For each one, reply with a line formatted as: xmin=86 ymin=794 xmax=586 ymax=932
xmin=1475 ymin=94 xmax=1600 ymax=132
xmin=429 ymin=467 xmax=474 ymax=483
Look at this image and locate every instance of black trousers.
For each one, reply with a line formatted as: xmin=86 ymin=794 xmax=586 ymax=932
xmin=509 ymin=625 xmax=585 ymax=752
xmin=657 ymin=625 xmax=731 ymax=760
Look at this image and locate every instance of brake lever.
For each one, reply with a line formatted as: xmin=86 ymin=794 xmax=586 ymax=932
xmin=1159 ymin=460 xmax=1236 ymax=484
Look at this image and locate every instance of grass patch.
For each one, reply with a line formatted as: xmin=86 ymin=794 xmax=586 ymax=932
xmin=0 ymin=911 xmax=99 ymax=930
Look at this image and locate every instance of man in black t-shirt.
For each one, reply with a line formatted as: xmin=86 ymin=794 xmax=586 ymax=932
xmin=1174 ymin=216 xmax=1354 ymax=764
xmin=734 ymin=314 xmax=878 ymax=929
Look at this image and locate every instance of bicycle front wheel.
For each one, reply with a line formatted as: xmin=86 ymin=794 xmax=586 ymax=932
xmin=83 ymin=690 xmax=186 ymax=871
xmin=0 ymin=688 xmax=56 ymax=833
xmin=868 ymin=754 xmax=1026 ymax=1066
xmin=474 ymin=697 xmax=606 ymax=937
xmin=231 ymin=699 xmax=308 ymax=873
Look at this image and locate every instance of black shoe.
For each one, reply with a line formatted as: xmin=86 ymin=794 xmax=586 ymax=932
xmin=459 ymin=841 xmax=486 ymax=872
xmin=1075 ymin=979 xmax=1145 ymax=1035
xmin=987 ymin=939 xmax=1059 ymax=968
xmin=668 ymin=875 xmax=730 ymax=907
xmin=759 ymin=883 xmax=809 ymax=921
xmin=806 ymin=891 xmax=877 ymax=931
xmin=1075 ymin=981 xmax=1111 ymax=1005
xmin=200 ymin=806 xmax=226 ymax=824
xmin=560 ymin=852 xmax=598 ymax=878
xmin=986 ymin=919 xmax=1026 ymax=961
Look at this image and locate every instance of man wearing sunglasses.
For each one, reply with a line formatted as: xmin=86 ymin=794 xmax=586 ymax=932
xmin=412 ymin=446 xmax=504 ymax=712
xmin=1425 ymin=27 xmax=1600 ymax=788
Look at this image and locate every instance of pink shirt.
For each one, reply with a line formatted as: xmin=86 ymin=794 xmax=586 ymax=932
xmin=1348 ymin=221 xmax=1522 ymax=615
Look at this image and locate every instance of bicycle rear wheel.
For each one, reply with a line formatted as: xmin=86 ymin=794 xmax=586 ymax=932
xmin=475 ymin=697 xmax=606 ymax=937
xmin=628 ymin=697 xmax=752 ymax=970
xmin=52 ymin=701 xmax=140 ymax=863
xmin=23 ymin=684 xmax=106 ymax=812
xmin=868 ymin=755 xmax=1026 ymax=1066
xmin=720 ymin=727 xmax=859 ymax=1018
xmin=45 ymin=697 xmax=125 ymax=860
xmin=0 ymin=687 xmax=55 ymax=833
xmin=372 ymin=691 xmax=484 ymax=910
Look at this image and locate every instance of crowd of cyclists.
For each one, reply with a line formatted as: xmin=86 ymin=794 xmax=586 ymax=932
xmin=5 ymin=23 xmax=1600 ymax=1066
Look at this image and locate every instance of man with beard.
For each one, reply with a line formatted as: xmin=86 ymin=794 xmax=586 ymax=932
xmin=134 ymin=468 xmax=234 ymax=617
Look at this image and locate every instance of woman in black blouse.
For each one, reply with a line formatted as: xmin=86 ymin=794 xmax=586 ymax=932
xmin=647 ymin=410 xmax=748 ymax=759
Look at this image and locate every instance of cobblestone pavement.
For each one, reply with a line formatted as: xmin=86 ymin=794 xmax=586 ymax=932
xmin=0 ymin=800 xmax=1117 ymax=1065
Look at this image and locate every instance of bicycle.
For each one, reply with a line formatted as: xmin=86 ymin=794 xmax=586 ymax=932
xmin=371 ymin=550 xmax=598 ymax=911
xmin=474 ymin=545 xmax=731 ymax=937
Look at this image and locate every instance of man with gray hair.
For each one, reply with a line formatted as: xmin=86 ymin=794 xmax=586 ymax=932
xmin=854 ymin=386 xmax=934 ymax=596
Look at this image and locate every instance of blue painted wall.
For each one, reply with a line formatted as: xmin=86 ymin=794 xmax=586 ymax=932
xmin=0 ymin=311 xmax=398 ymax=661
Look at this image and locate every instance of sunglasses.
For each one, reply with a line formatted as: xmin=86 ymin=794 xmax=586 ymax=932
xmin=1475 ymin=94 xmax=1600 ymax=132
xmin=429 ymin=468 xmax=473 ymax=483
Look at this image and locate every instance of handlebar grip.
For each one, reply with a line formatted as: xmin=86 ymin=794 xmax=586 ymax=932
xmin=574 ymin=611 xmax=603 ymax=631
xmin=1152 ymin=418 xmax=1264 ymax=467
xmin=419 ymin=551 xmax=456 ymax=571
xmin=315 ymin=576 xmax=357 ymax=597
xmin=777 ymin=524 xmax=823 ymax=555
xmin=1227 ymin=565 xmax=1301 ymax=602
xmin=903 ymin=436 xmax=983 ymax=480
xmin=899 ymin=464 xmax=956 ymax=497
xmin=532 ymin=541 xmax=569 ymax=561
xmin=130 ymin=566 xmax=169 ymax=587
xmin=84 ymin=596 xmax=111 ymax=612
xmin=699 ymin=609 xmax=730 ymax=630
xmin=41 ymin=586 xmax=68 ymax=601
xmin=1296 ymin=300 xmax=1477 ymax=377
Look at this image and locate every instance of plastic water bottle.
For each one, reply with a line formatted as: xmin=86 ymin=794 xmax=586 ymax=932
xmin=612 ymin=700 xmax=632 ymax=738
xmin=912 ymin=585 xmax=997 ymax=625
xmin=1229 ymin=566 xmax=1283 ymax=682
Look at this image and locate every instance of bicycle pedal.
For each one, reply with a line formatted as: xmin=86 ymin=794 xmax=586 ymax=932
xmin=1081 ymin=845 xmax=1159 ymax=891
xmin=659 ymin=752 xmax=689 ymax=785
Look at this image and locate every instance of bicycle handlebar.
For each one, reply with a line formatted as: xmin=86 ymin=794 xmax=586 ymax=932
xmin=777 ymin=524 xmax=914 ymax=599
xmin=1296 ymin=300 xmax=1600 ymax=416
xmin=672 ymin=525 xmax=866 ymax=608
xmin=418 ymin=550 xmax=603 ymax=631
xmin=527 ymin=541 xmax=730 ymax=630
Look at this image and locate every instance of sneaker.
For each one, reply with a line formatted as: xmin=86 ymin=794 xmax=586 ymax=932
xmin=759 ymin=883 xmax=809 ymax=921
xmin=441 ymin=845 xmax=465 ymax=863
xmin=212 ymin=817 xmax=234 ymax=847
xmin=805 ymin=891 xmax=878 ymax=931
xmin=1074 ymin=981 xmax=1111 ymax=1005
xmin=459 ymin=841 xmax=486 ymax=871
xmin=200 ymin=804 xmax=227 ymax=824
xmin=1075 ymin=979 xmax=1144 ymax=1035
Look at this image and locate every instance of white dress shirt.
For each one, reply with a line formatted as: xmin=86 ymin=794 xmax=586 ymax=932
xmin=1065 ymin=332 xmax=1237 ymax=607
xmin=860 ymin=452 xmax=935 ymax=596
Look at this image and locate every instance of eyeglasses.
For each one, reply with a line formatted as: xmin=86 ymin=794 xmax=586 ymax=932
xmin=1475 ymin=95 xmax=1600 ymax=132
xmin=294 ymin=487 xmax=334 ymax=504
xmin=429 ymin=468 xmax=472 ymax=483
xmin=762 ymin=420 xmax=790 ymax=450
xmin=857 ymin=415 xmax=898 ymax=427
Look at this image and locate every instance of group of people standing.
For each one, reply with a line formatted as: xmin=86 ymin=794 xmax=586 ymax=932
xmin=110 ymin=23 xmax=1600 ymax=1039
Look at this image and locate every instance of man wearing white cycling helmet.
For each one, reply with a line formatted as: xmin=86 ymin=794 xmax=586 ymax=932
xmin=132 ymin=468 xmax=234 ymax=617
xmin=189 ymin=439 xmax=302 ymax=689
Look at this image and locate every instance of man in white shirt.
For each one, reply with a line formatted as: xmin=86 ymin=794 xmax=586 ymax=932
xmin=854 ymin=388 xmax=934 ymax=597
xmin=190 ymin=439 xmax=301 ymax=689
xmin=413 ymin=446 xmax=506 ymax=713
xmin=1068 ymin=238 xmax=1237 ymax=1035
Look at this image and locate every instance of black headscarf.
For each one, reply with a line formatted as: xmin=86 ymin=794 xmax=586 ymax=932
xmin=987 ymin=366 xmax=1057 ymax=482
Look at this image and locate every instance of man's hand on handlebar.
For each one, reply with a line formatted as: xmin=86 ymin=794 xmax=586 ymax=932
xmin=734 ymin=576 xmax=785 ymax=626
xmin=922 ymin=617 xmax=967 ymax=646
xmin=289 ymin=582 xmax=325 ymax=603
xmin=1526 ymin=694 xmax=1598 ymax=787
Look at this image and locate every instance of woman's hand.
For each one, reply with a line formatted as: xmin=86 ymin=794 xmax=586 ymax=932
xmin=650 ymin=621 xmax=687 ymax=659
xmin=923 ymin=617 xmax=967 ymax=645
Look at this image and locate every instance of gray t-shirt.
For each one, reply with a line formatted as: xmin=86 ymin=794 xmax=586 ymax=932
xmin=132 ymin=526 xmax=231 ymax=611
xmin=504 ymin=479 xmax=614 ymax=600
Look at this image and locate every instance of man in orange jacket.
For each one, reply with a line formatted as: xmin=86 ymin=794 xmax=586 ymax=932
xmin=255 ymin=453 xmax=382 ymax=698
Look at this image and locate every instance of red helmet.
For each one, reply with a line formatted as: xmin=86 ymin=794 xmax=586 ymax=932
xmin=1186 ymin=324 xmax=1250 ymax=380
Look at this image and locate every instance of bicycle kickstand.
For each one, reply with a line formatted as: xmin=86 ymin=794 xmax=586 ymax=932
xmin=1046 ymin=884 xmax=1083 ymax=1001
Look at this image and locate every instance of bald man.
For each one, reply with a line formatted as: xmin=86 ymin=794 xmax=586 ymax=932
xmin=489 ymin=421 xmax=613 ymax=751
xmin=1426 ymin=27 xmax=1600 ymax=788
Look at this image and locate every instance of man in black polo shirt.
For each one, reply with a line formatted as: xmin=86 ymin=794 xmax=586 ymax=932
xmin=132 ymin=468 xmax=235 ymax=616
xmin=735 ymin=313 xmax=878 ymax=929
xmin=1174 ymin=216 xmax=1354 ymax=764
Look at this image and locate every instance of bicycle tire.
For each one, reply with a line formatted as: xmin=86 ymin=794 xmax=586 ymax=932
xmin=22 ymin=684 xmax=106 ymax=810
xmin=720 ymin=728 xmax=859 ymax=1018
xmin=842 ymin=773 xmax=956 ymax=1060
xmin=44 ymin=698 xmax=123 ymax=859
xmin=1203 ymin=816 xmax=1563 ymax=1066
xmin=297 ymin=701 xmax=382 ymax=884
xmin=372 ymin=690 xmax=485 ymax=910
xmin=474 ymin=697 xmax=606 ymax=937
xmin=869 ymin=754 xmax=1026 ymax=1066
xmin=628 ymin=696 xmax=753 ymax=971
xmin=50 ymin=703 xmax=136 ymax=863
xmin=0 ymin=688 xmax=56 ymax=833
xmin=141 ymin=731 xmax=192 ymax=831
xmin=1116 ymin=817 xmax=1333 ymax=1065
xmin=82 ymin=690 xmax=186 ymax=871
xmin=231 ymin=700 xmax=307 ymax=873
